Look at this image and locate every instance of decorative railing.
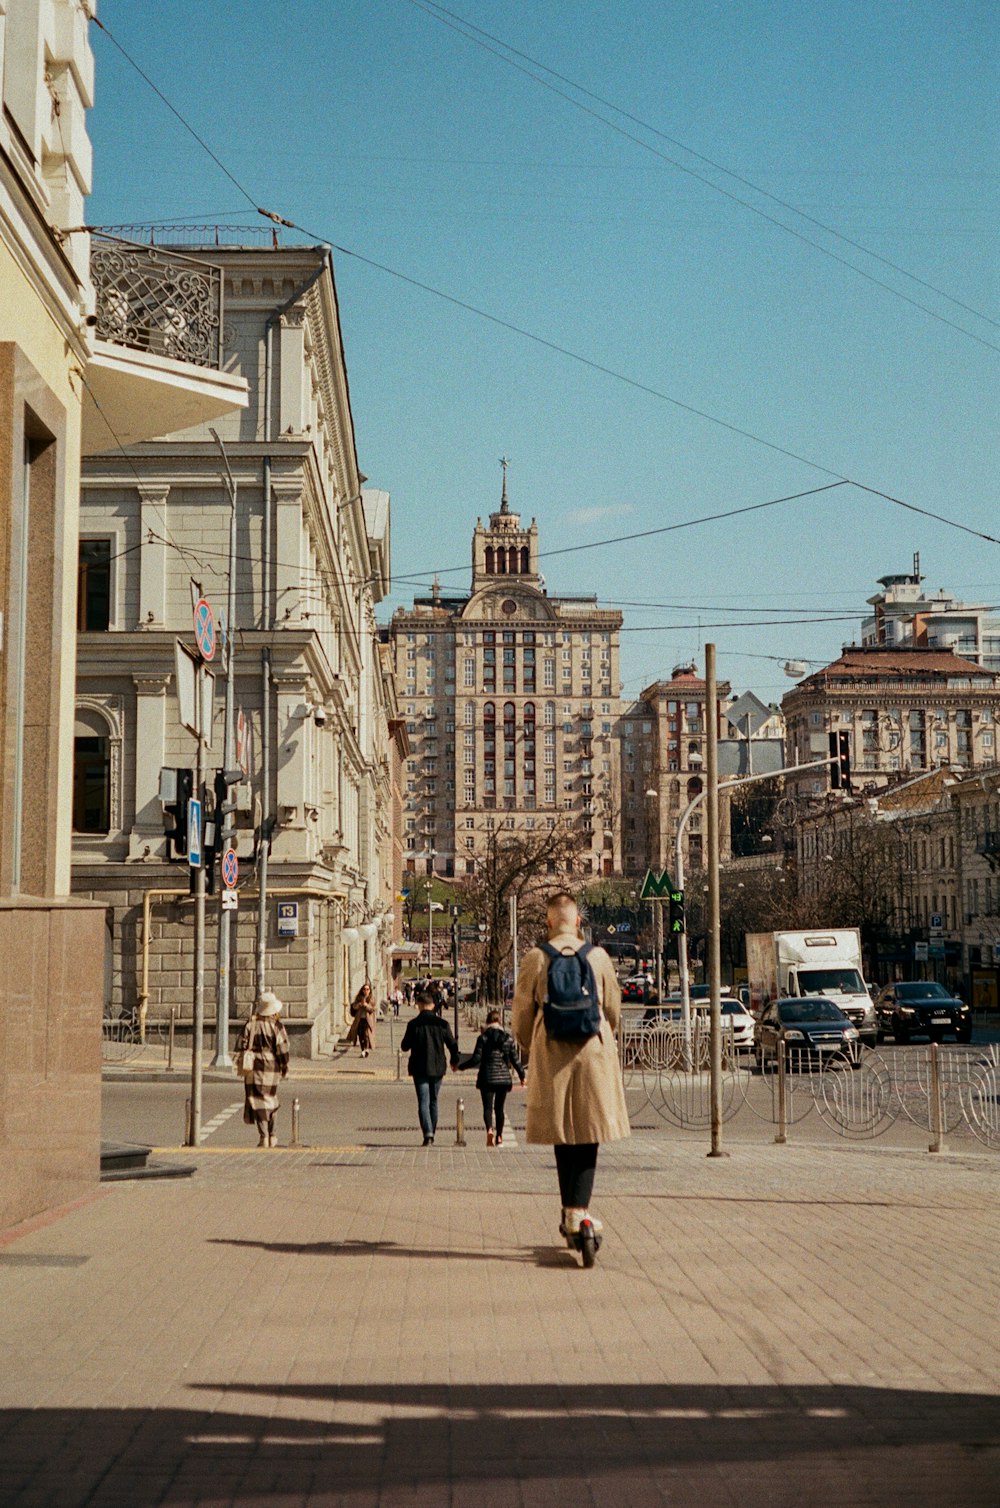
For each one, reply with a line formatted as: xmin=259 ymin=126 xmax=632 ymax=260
xmin=90 ymin=233 xmax=223 ymax=369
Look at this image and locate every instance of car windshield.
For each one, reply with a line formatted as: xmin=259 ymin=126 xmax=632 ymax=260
xmin=800 ymin=969 xmax=865 ymax=995
xmin=779 ymin=999 xmax=845 ymax=1024
xmin=895 ymin=981 xmax=951 ymax=1000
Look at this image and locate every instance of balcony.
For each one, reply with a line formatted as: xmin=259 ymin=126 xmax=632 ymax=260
xmin=82 ymin=234 xmax=247 ymax=453
xmin=975 ymin=831 xmax=1000 ymax=870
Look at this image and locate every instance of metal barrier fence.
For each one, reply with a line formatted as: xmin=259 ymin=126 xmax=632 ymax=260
xmin=620 ymin=1023 xmax=1000 ymax=1151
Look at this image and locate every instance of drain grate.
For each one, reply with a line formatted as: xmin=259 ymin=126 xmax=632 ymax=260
xmin=0 ymin=1253 xmax=90 ymax=1267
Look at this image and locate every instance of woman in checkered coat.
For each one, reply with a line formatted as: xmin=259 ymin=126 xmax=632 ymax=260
xmin=237 ymin=992 xmax=290 ymax=1147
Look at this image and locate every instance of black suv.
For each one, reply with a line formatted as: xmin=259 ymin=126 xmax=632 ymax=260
xmin=875 ymin=981 xmax=972 ymax=1044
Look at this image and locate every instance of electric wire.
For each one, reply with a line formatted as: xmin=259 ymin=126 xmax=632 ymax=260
xmin=408 ymin=0 xmax=1000 ymax=337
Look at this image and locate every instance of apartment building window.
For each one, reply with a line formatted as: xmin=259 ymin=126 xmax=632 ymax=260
xmin=77 ymin=538 xmax=113 ymax=630
xmin=72 ymin=734 xmax=111 ymax=833
xmin=544 ymin=701 xmax=556 ymax=726
xmin=464 ymin=701 xmax=475 ymax=725
xmin=463 ymin=658 xmax=475 ymax=686
xmin=909 ymin=709 xmax=926 ymax=766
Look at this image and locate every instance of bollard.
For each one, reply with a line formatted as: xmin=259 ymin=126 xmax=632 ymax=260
xmin=455 ymin=1096 xmax=466 ymax=1147
xmin=928 ymin=1042 xmax=945 ymax=1154
xmin=290 ymin=1097 xmax=301 ymax=1148
xmin=774 ymin=1038 xmax=787 ymax=1145
xmin=184 ymin=1096 xmax=193 ymax=1147
xmin=167 ymin=1007 xmax=176 ymax=1071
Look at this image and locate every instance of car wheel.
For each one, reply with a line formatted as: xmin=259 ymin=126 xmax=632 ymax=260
xmin=957 ymin=1027 xmax=972 ymax=1044
xmin=894 ymin=1023 xmax=909 ymax=1045
xmin=876 ymin=1028 xmax=885 ymax=1045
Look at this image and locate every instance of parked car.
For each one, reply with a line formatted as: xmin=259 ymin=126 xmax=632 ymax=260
xmin=875 ymin=981 xmax=972 ymax=1044
xmin=754 ymin=996 xmax=860 ymax=1068
xmin=692 ymin=997 xmax=755 ymax=1049
xmin=622 ymin=974 xmax=656 ymax=1003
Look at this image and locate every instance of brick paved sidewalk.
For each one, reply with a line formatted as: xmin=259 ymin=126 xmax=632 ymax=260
xmin=1 ymin=1133 xmax=998 ymax=1505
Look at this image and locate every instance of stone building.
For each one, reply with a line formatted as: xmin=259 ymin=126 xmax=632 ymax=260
xmin=620 ymin=664 xmax=733 ymax=878
xmin=73 ymin=242 xmax=400 ymax=1055
xmin=782 ymin=644 xmax=1000 ymax=800
xmin=1 ymin=1 xmax=246 ymax=1225
xmin=388 ymin=470 xmax=623 ymax=879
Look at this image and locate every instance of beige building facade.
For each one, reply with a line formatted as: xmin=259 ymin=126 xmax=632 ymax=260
xmin=389 ymin=476 xmax=623 ymax=879
xmin=1 ymin=1 xmax=247 ymax=1226
xmin=74 ymin=244 xmax=400 ymax=1054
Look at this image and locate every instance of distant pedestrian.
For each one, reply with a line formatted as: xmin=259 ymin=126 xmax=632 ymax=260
xmin=460 ymin=1009 xmax=525 ymax=1146
xmin=513 ymin=891 xmax=630 ymax=1240
xmin=237 ymin=992 xmax=290 ymax=1147
xmin=403 ymin=980 xmax=414 ymax=1008
xmin=400 ymin=990 xmax=460 ymax=1145
xmin=347 ymin=981 xmax=376 ymax=1057
xmin=392 ymin=987 xmax=403 ymax=1017
xmin=428 ymin=979 xmax=444 ymax=1016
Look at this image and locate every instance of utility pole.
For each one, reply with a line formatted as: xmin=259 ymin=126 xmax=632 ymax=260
xmin=190 ymin=676 xmax=208 ymax=1146
xmin=210 ymin=429 xmax=237 ymax=1068
xmin=255 ymin=646 xmax=271 ymax=996
xmin=705 ymin=642 xmax=726 ymax=1159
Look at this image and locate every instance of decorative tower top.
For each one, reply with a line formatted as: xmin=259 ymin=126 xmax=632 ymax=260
xmin=471 ymin=459 xmax=541 ymax=590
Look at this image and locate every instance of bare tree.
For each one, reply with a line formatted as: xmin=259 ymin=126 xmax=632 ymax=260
xmin=453 ymin=820 xmax=587 ymax=1001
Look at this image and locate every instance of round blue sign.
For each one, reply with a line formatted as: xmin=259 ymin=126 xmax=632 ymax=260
xmin=194 ymin=598 xmax=216 ymax=661
xmin=222 ymin=848 xmax=238 ymax=888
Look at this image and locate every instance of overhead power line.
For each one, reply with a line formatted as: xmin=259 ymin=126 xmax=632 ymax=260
xmin=407 ymin=0 xmax=1000 ymax=350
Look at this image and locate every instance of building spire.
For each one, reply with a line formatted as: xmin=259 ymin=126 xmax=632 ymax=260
xmin=499 ymin=455 xmax=510 ymax=513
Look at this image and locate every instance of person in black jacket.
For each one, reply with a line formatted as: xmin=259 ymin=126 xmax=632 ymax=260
xmin=460 ymin=1010 xmax=525 ymax=1147
xmin=399 ymin=990 xmax=460 ymax=1145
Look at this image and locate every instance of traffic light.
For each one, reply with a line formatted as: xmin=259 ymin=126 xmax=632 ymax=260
xmin=829 ymin=730 xmax=852 ymax=791
xmin=159 ymin=767 xmax=193 ymax=858
xmin=668 ymin=888 xmax=685 ymax=935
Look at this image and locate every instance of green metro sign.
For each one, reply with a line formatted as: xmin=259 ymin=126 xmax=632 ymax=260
xmin=639 ymin=868 xmax=674 ymax=900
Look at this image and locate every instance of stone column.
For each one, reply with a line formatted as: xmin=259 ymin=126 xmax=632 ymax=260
xmin=129 ymin=674 xmax=171 ymax=859
xmin=137 ymin=485 xmax=169 ymax=628
xmin=273 ymin=483 xmax=304 ymax=627
xmin=273 ymin=672 xmax=308 ymax=861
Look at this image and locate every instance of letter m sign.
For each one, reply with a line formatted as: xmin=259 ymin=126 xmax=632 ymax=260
xmin=639 ymin=868 xmax=674 ymax=900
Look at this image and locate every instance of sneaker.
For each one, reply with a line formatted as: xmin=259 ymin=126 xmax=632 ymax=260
xmin=422 ymin=1134 xmax=434 ymax=1146
xmin=563 ymin=1209 xmax=603 ymax=1236
xmin=486 ymin=1129 xmax=495 ymax=1147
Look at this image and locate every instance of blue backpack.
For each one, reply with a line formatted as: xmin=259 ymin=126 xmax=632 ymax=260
xmin=540 ymin=942 xmax=602 ymax=1042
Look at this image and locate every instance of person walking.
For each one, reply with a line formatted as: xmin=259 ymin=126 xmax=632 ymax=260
xmin=236 ymin=991 xmax=290 ymax=1147
xmin=344 ymin=981 xmax=376 ymax=1056
xmin=400 ymin=989 xmax=460 ymax=1145
xmin=460 ymin=1009 xmax=525 ymax=1146
xmin=512 ymin=891 xmax=630 ymax=1240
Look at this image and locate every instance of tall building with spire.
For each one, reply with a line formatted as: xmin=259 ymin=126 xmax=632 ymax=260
xmin=386 ymin=466 xmax=623 ymax=881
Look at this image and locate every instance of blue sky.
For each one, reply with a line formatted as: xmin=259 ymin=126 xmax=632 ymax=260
xmin=87 ymin=1 xmax=999 ymax=703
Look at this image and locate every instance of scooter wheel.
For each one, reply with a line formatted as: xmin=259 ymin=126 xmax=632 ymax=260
xmin=579 ymin=1220 xmax=597 ymax=1269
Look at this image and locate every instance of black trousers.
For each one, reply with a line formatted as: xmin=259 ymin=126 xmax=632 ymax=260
xmin=554 ymin=1143 xmax=598 ymax=1208
xmin=479 ymin=1085 xmax=510 ymax=1136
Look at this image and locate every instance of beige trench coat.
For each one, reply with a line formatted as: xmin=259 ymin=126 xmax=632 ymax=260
xmin=512 ymin=930 xmax=631 ymax=1146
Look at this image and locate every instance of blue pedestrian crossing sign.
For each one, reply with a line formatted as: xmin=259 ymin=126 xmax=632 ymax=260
xmin=187 ymin=798 xmax=202 ymax=868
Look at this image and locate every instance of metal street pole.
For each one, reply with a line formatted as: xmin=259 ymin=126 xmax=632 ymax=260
xmin=255 ymin=647 xmax=271 ymax=996
xmin=189 ymin=699 xmax=207 ymax=1146
xmin=653 ymin=900 xmax=664 ymax=1005
xmin=705 ymin=643 xmax=726 ymax=1159
xmin=210 ymin=429 xmax=236 ymax=1068
xmin=509 ymin=891 xmax=518 ymax=1004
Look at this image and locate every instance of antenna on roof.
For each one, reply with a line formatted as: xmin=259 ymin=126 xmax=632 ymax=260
xmin=913 ymin=550 xmax=922 ymax=582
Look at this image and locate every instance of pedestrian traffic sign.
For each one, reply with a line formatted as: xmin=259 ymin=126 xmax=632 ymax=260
xmin=194 ymin=598 xmax=216 ymax=661
xmin=187 ymin=798 xmax=202 ymax=868
xmin=222 ymin=848 xmax=238 ymax=889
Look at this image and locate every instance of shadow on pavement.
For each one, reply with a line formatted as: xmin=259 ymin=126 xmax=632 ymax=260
xmin=3 ymin=1384 xmax=998 ymax=1505
xmin=209 ymin=1236 xmax=574 ymax=1267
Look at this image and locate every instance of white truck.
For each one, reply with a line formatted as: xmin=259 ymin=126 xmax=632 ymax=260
xmin=745 ymin=929 xmax=877 ymax=1047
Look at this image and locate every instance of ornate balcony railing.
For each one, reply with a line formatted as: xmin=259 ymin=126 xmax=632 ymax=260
xmin=90 ymin=233 xmax=223 ymax=369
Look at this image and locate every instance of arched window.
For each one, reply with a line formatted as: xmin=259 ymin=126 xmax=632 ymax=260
xmin=523 ymin=701 xmax=535 ymax=722
xmin=484 ymin=702 xmax=495 ymax=720
xmin=73 ymin=708 xmax=113 ymax=833
xmin=508 ymin=546 xmax=518 ymax=574
xmin=497 ymin=549 xmax=507 ymax=574
xmin=687 ymin=776 xmax=703 ymax=799
xmin=520 ymin=546 xmax=529 ymax=574
xmin=503 ymin=701 xmax=516 ymax=722
xmin=485 ymin=545 xmax=495 ymax=574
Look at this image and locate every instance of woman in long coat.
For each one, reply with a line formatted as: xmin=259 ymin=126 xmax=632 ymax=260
xmin=237 ymin=991 xmax=290 ymax=1146
xmin=345 ymin=981 xmax=377 ymax=1056
xmin=512 ymin=893 xmax=630 ymax=1233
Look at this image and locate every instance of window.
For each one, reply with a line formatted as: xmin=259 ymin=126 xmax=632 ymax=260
xmin=77 ymin=539 xmax=112 ymax=630
xmin=463 ymin=659 xmax=475 ymax=686
xmin=73 ymin=734 xmax=111 ymax=833
xmin=464 ymin=702 xmax=475 ymax=725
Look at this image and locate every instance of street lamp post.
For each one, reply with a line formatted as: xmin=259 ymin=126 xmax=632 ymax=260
xmin=645 ymin=790 xmax=664 ymax=1006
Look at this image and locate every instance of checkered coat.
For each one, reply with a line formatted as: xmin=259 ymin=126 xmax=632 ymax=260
xmin=237 ymin=1014 xmax=290 ymax=1121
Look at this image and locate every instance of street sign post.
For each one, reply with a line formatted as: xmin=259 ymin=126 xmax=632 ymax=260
xmin=187 ymin=798 xmax=202 ymax=868
xmin=914 ymin=941 xmax=929 ymax=962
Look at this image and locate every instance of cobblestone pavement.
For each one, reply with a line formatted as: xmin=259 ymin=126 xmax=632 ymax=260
xmin=2 ymin=1118 xmax=999 ymax=1506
